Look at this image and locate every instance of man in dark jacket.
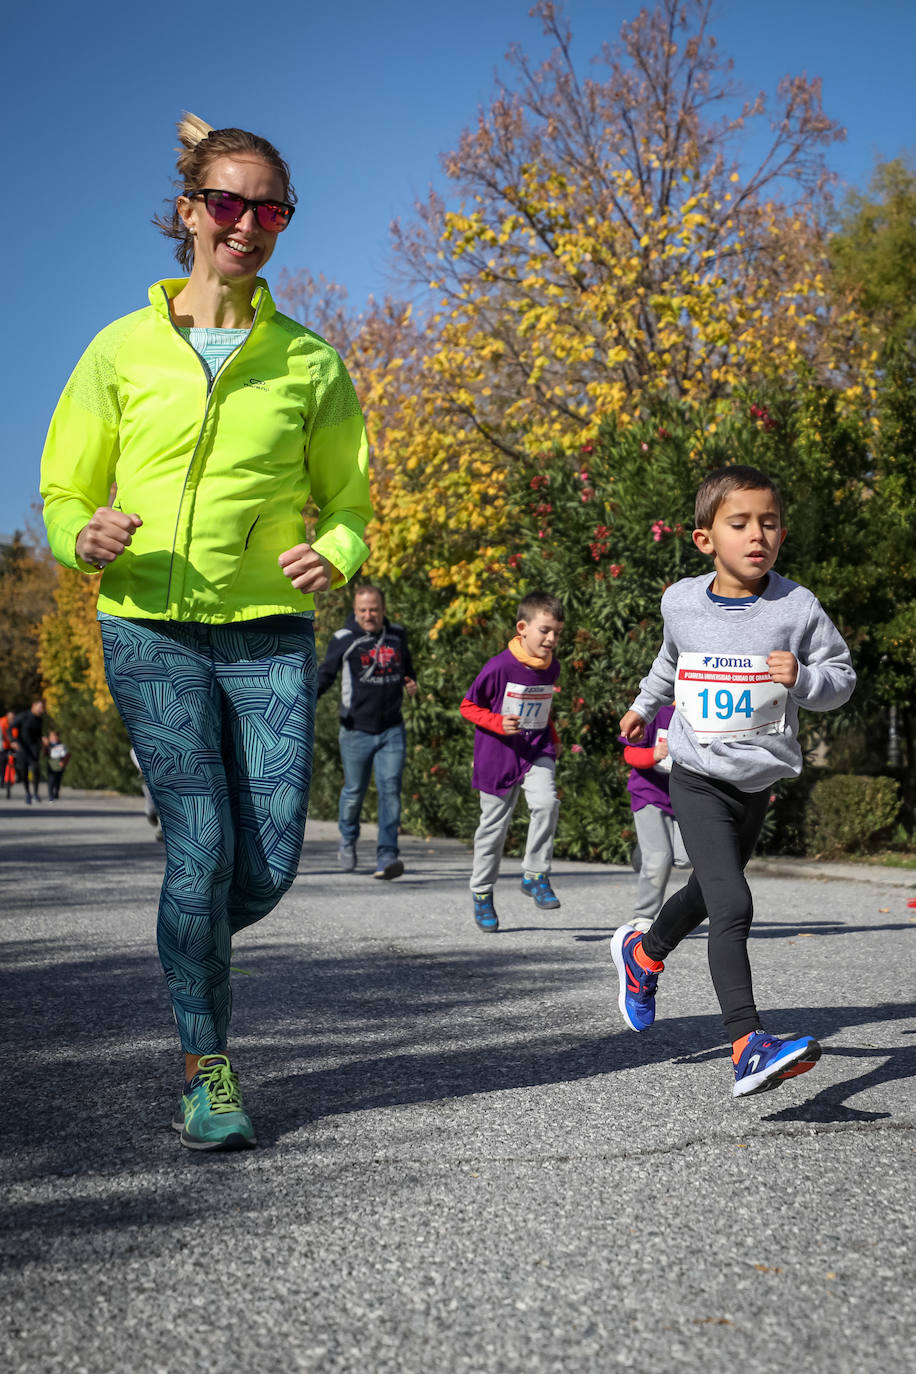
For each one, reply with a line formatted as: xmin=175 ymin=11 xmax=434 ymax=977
xmin=12 ymin=699 xmax=46 ymax=805
xmin=317 ymin=586 xmax=416 ymax=878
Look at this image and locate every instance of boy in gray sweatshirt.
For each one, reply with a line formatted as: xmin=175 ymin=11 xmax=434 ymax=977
xmin=612 ymin=464 xmax=855 ymax=1098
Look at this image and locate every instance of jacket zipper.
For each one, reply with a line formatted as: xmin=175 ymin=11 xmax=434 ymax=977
xmin=162 ymin=290 xmax=261 ymax=613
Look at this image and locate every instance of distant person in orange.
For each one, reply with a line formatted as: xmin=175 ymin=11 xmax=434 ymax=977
xmin=1 ymin=714 xmax=17 ymax=802
xmin=1 ymin=710 xmax=17 ymax=798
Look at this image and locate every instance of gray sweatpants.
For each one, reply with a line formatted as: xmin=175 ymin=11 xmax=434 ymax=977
xmin=470 ymin=757 xmax=559 ymax=892
xmin=633 ymin=803 xmax=690 ymax=924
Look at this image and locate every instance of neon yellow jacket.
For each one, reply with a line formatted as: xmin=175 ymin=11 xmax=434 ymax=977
xmin=41 ymin=278 xmax=372 ymax=622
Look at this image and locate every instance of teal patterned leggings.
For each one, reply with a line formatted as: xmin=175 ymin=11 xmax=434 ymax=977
xmin=101 ymin=615 xmax=316 ymax=1054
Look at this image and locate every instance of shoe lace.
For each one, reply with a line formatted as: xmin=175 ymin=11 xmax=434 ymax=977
xmin=636 ymin=970 xmax=658 ymax=1000
xmin=197 ymin=1057 xmax=244 ymax=1114
xmin=625 ymin=936 xmax=658 ymax=999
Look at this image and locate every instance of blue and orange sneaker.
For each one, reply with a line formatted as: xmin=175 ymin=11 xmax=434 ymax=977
xmin=472 ymin=891 xmax=499 ymax=933
xmin=732 ymin=1031 xmax=822 ymax=1098
xmin=520 ymin=873 xmax=560 ymax=909
xmin=171 ymin=1053 xmax=256 ymax=1151
xmin=610 ymin=924 xmax=662 ymax=1032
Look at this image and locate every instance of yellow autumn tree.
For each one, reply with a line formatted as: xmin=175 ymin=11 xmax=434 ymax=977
xmin=37 ymin=568 xmax=139 ymax=790
xmin=38 ymin=568 xmax=108 ymax=715
xmin=0 ymin=526 xmax=57 ymax=709
xmin=282 ymin=0 xmax=874 ymax=633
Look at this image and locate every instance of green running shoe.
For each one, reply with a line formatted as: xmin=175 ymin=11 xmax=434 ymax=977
xmin=171 ymin=1054 xmax=256 ymax=1152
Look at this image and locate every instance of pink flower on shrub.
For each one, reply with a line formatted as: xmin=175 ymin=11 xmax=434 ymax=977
xmin=507 ymin=553 xmax=523 ymax=569
xmin=651 ymin=519 xmax=673 ymax=542
xmin=538 ymin=529 xmax=546 ymax=539
xmin=571 ymin=744 xmax=584 ymax=754
xmin=641 ymin=442 xmax=649 ymax=452
xmin=609 ymin=563 xmax=622 ymax=577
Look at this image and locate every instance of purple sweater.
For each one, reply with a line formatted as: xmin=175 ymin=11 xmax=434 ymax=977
xmin=620 ymin=704 xmax=675 ymax=817
xmin=464 ymin=648 xmax=560 ymax=795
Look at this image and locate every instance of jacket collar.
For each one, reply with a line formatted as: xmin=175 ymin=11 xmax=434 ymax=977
xmin=508 ymin=635 xmax=552 ymax=669
xmin=147 ymin=277 xmax=276 ymax=325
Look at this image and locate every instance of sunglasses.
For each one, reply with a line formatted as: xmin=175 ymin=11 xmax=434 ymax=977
xmin=188 ymin=188 xmax=295 ymax=233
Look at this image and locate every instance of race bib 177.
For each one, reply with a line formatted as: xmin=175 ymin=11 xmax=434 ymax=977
xmin=675 ymin=653 xmax=787 ymax=743
xmin=499 ymin=681 xmax=555 ymax=731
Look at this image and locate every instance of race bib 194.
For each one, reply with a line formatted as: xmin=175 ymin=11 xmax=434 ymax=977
xmin=676 ymin=653 xmax=787 ymax=743
xmin=499 ymin=681 xmax=555 ymax=731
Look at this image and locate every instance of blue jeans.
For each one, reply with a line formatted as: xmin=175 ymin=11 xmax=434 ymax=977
xmin=338 ymin=723 xmax=405 ymax=862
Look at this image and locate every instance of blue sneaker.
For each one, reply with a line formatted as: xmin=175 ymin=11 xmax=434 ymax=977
xmin=171 ymin=1054 xmax=256 ymax=1151
xmin=732 ymin=1031 xmax=822 ymax=1098
xmin=521 ymin=873 xmax=561 ymax=909
xmin=610 ymin=924 xmax=662 ymax=1032
xmin=472 ymin=891 xmax=499 ymax=932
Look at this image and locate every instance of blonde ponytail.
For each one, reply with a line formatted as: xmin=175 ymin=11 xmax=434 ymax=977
xmin=176 ymin=111 xmax=214 ymax=152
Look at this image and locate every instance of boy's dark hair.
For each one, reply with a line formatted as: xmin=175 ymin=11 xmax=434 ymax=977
xmin=695 ymin=465 xmax=784 ymax=529
xmin=517 ymin=590 xmax=565 ymax=623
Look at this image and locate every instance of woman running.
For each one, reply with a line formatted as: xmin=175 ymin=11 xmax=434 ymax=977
xmin=40 ymin=113 xmax=372 ymax=1151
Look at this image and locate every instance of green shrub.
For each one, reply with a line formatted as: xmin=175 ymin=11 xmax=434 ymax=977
xmin=51 ymin=691 xmax=140 ymax=794
xmin=310 ymin=382 xmax=915 ymax=861
xmin=805 ymin=774 xmax=901 ymax=856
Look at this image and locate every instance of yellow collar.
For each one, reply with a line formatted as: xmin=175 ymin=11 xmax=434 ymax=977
xmin=508 ymin=635 xmax=552 ymax=669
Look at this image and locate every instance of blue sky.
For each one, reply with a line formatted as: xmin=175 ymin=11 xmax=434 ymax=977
xmin=3 ymin=0 xmax=914 ymax=537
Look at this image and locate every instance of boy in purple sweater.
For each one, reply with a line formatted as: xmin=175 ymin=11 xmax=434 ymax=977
xmin=460 ymin=592 xmax=564 ymax=932
xmin=620 ymin=703 xmax=690 ymax=934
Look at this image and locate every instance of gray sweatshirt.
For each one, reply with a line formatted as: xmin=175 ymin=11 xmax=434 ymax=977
xmin=630 ymin=570 xmax=856 ymax=791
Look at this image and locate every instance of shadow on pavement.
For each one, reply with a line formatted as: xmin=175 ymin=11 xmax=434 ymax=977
xmin=749 ymin=919 xmax=915 ymax=939
xmin=673 ymin=999 xmax=916 ymax=1126
xmin=761 ymin=1041 xmax=915 ymax=1125
xmin=3 ymin=925 xmax=913 ymax=1187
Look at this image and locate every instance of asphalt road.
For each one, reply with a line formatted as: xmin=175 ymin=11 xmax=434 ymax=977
xmin=1 ymin=790 xmax=914 ymax=1374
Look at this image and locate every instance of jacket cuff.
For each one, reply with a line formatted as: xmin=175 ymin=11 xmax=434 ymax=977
xmin=311 ymin=526 xmax=369 ymax=587
xmin=49 ymin=512 xmax=100 ymax=575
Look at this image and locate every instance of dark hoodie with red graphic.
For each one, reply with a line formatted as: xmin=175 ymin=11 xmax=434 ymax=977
xmin=317 ymin=613 xmax=415 ymax=734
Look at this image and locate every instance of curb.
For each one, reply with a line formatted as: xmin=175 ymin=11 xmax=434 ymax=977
xmin=747 ymin=856 xmax=916 ymax=888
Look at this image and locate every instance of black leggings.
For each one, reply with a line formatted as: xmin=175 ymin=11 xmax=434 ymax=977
xmin=641 ymin=764 xmax=770 ymax=1041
